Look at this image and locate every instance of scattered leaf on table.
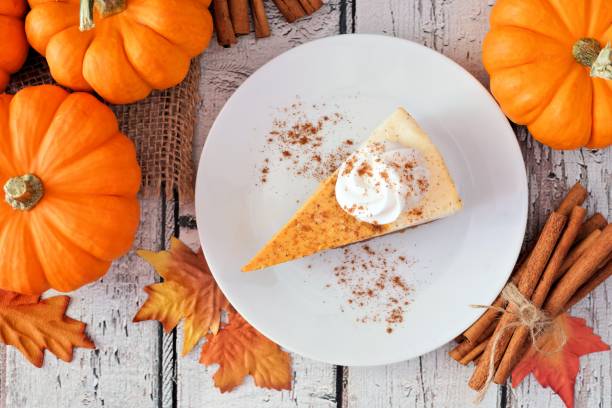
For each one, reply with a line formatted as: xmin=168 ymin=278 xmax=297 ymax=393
xmin=512 ymin=313 xmax=610 ymax=408
xmin=200 ymin=312 xmax=292 ymax=393
xmin=134 ymin=237 xmax=232 ymax=355
xmin=0 ymin=289 xmax=95 ymax=367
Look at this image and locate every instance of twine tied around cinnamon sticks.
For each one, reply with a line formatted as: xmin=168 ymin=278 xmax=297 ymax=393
xmin=449 ymin=183 xmax=612 ymax=401
xmin=471 ymin=282 xmax=564 ymax=402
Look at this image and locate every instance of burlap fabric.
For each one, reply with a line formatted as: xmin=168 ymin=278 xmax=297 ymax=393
xmin=6 ymin=52 xmax=199 ymax=200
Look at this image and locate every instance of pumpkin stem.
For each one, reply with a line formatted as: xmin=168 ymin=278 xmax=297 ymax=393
xmin=572 ymin=38 xmax=602 ymax=67
xmin=591 ymin=43 xmax=612 ymax=80
xmin=4 ymin=174 xmax=44 ymax=211
xmin=79 ymin=0 xmax=127 ymax=32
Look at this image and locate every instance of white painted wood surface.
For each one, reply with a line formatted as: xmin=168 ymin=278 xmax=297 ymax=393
xmin=0 ymin=200 xmax=164 ymax=408
xmin=2 ymin=1 xmax=610 ymax=408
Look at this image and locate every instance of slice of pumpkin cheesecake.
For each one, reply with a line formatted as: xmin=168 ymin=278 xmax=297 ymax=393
xmin=242 ymin=107 xmax=462 ymax=272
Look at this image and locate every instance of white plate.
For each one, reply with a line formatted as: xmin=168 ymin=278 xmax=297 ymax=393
xmin=195 ymin=34 xmax=527 ymax=366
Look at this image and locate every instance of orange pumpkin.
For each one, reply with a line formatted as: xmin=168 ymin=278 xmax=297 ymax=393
xmin=0 ymin=0 xmax=28 ymax=92
xmin=25 ymin=0 xmax=213 ymax=104
xmin=0 ymin=85 xmax=141 ymax=295
xmin=483 ymin=0 xmax=612 ymax=149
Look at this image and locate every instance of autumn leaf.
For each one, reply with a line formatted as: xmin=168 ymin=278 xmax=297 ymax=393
xmin=134 ymin=237 xmax=232 ymax=355
xmin=0 ymin=289 xmax=95 ymax=367
xmin=200 ymin=312 xmax=292 ymax=393
xmin=512 ymin=313 xmax=610 ymax=408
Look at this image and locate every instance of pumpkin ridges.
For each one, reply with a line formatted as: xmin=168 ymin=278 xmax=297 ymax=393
xmin=27 ymin=0 xmax=212 ymax=104
xmin=545 ymin=0 xmax=591 ymax=39
xmin=528 ymin=65 xmax=593 ymax=149
xmin=487 ymin=56 xmax=575 ymax=124
xmin=483 ymin=27 xmax=573 ymax=71
xmin=588 ymin=79 xmax=612 ymax=148
xmin=120 ymin=18 xmax=191 ymax=89
xmin=39 ymin=195 xmax=140 ymax=261
xmin=46 ymin=26 xmax=95 ymax=91
xmin=0 ymin=85 xmax=140 ymax=295
xmin=33 ymin=92 xmax=119 ymax=175
xmin=42 ymin=135 xmax=140 ymax=196
xmin=587 ymin=0 xmax=612 ymax=38
xmin=490 ymin=0 xmax=575 ymax=44
xmin=0 ymin=95 xmax=18 ymax=177
xmin=0 ymin=16 xmax=28 ymax=73
xmin=0 ymin=214 xmax=48 ymax=295
xmin=28 ymin=208 xmax=111 ymax=292
xmin=124 ymin=0 xmax=213 ymax=56
xmin=25 ymin=2 xmax=79 ymax=56
xmin=82 ymin=28 xmax=152 ymax=104
xmin=9 ymin=86 xmax=69 ymax=174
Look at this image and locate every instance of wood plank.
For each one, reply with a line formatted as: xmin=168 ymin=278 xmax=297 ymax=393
xmin=507 ymin=131 xmax=612 ymax=408
xmin=346 ymin=350 xmax=500 ymax=407
xmin=179 ymin=1 xmax=343 ymax=405
xmin=347 ymin=1 xmax=501 ymax=406
xmin=1 ymin=199 xmax=164 ymax=407
xmin=354 ymin=0 xmax=493 ymax=84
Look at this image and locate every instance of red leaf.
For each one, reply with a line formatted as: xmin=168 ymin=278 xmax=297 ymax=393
xmin=512 ymin=313 xmax=609 ymax=408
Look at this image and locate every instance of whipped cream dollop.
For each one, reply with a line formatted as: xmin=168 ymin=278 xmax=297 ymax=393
xmin=335 ymin=141 xmax=429 ymax=225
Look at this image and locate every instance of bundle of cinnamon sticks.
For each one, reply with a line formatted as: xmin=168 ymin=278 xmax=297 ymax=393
xmin=449 ymin=182 xmax=612 ymax=391
xmin=212 ymin=0 xmax=324 ymax=46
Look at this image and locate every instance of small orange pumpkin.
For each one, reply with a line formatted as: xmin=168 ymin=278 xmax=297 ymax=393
xmin=483 ymin=0 xmax=612 ymax=149
xmin=25 ymin=0 xmax=213 ymax=104
xmin=0 ymin=0 xmax=28 ymax=92
xmin=0 ymin=85 xmax=141 ymax=295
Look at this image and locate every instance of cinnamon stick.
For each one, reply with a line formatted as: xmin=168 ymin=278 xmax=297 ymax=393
xmin=450 ymin=340 xmax=472 ymax=362
xmin=213 ymin=0 xmax=237 ymax=46
xmin=450 ymin=321 xmax=496 ymax=362
xmin=297 ymin=0 xmax=323 ymax=14
xmin=492 ymin=206 xmax=585 ymax=384
xmin=557 ymin=182 xmax=587 ymax=216
xmin=565 ymin=258 xmax=612 ymax=310
xmin=493 ymin=235 xmax=611 ymax=384
xmin=463 ymin=259 xmax=527 ymax=343
xmin=462 ymin=298 xmax=504 ymax=345
xmin=560 ymin=229 xmax=602 ymax=274
xmin=272 ymin=0 xmax=306 ymax=22
xmin=229 ymin=0 xmax=250 ymax=35
xmin=468 ymin=211 xmax=567 ymax=390
xmin=575 ymin=213 xmax=607 ymax=243
xmin=460 ymin=339 xmax=489 ymax=365
xmin=544 ymin=224 xmax=612 ymax=315
xmin=250 ymin=0 xmax=271 ymax=38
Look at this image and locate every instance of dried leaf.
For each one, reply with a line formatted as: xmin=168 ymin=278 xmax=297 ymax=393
xmin=134 ymin=237 xmax=232 ymax=355
xmin=512 ymin=313 xmax=610 ymax=408
xmin=200 ymin=312 xmax=292 ymax=393
xmin=0 ymin=289 xmax=95 ymax=367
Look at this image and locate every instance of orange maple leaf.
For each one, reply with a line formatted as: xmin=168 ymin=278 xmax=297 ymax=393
xmin=512 ymin=313 xmax=610 ymax=408
xmin=134 ymin=237 xmax=232 ymax=355
xmin=0 ymin=289 xmax=95 ymax=367
xmin=200 ymin=312 xmax=292 ymax=393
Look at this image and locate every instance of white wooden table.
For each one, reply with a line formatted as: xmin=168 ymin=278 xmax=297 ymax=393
xmin=2 ymin=1 xmax=610 ymax=407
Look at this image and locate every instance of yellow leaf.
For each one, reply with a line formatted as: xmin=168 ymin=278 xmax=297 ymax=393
xmin=0 ymin=289 xmax=95 ymax=367
xmin=134 ymin=237 xmax=232 ymax=355
xmin=200 ymin=312 xmax=292 ymax=393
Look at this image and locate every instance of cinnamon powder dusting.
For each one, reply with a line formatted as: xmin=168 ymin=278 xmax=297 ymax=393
xmin=326 ymin=243 xmax=414 ymax=334
xmin=257 ymin=101 xmax=354 ymax=183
